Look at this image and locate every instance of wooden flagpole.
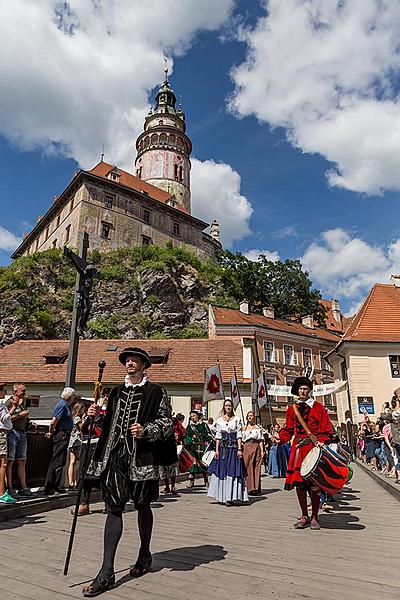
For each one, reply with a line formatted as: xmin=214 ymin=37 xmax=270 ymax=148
xmin=233 ymin=365 xmax=246 ymax=424
xmin=263 ymin=367 xmax=274 ymax=429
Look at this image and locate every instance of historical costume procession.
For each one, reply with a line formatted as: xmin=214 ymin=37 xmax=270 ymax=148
xmin=82 ymin=347 xmax=178 ymax=597
xmin=242 ymin=410 xmax=264 ymax=495
xmin=279 ymin=377 xmax=349 ymax=530
xmin=184 ymin=410 xmax=213 ymax=488
xmin=207 ymin=399 xmax=248 ymax=505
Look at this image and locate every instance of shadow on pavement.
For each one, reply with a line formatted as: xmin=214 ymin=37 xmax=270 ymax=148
xmin=114 ymin=544 xmax=227 ymax=589
xmin=0 ymin=514 xmax=47 ymax=529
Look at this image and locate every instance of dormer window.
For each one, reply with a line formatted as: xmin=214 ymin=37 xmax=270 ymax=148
xmin=44 ymin=351 xmax=68 ymax=365
xmin=107 ymin=168 xmax=120 ymax=183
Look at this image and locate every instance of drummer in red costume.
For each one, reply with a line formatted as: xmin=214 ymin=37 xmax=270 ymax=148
xmin=279 ymin=377 xmax=333 ymax=530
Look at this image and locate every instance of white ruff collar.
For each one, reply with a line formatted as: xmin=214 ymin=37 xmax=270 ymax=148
xmin=125 ymin=374 xmax=147 ymax=388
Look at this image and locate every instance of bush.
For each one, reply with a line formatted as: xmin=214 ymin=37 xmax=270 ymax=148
xmin=87 ymin=316 xmax=120 ymax=338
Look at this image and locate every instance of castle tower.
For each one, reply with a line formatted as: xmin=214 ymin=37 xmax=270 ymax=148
xmin=135 ymin=69 xmax=192 ymax=213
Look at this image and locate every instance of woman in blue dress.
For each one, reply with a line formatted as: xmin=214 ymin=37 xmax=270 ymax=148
xmin=268 ymin=423 xmax=288 ymax=477
xmin=207 ymin=399 xmax=248 ymax=506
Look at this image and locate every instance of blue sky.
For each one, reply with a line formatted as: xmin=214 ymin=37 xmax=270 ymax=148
xmin=1 ymin=0 xmax=400 ymax=316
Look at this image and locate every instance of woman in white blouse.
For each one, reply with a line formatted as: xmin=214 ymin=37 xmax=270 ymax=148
xmin=242 ymin=411 xmax=264 ymax=495
xmin=207 ymin=399 xmax=248 ymax=506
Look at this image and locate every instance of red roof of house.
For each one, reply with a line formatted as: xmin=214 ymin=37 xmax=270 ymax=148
xmin=87 ymin=162 xmax=189 ymax=214
xmin=0 ymin=338 xmax=245 ymax=386
xmin=341 ymin=283 xmax=400 ymax=342
xmin=212 ymin=306 xmax=340 ymax=343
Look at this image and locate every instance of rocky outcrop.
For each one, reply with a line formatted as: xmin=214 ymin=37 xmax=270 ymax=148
xmin=0 ymin=246 xmax=226 ymax=345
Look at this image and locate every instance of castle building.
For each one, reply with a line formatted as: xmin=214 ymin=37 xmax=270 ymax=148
xmin=12 ymin=72 xmax=221 ymax=261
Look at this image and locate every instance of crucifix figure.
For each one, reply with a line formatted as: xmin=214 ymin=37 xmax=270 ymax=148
xmin=63 ymin=232 xmax=98 ymax=387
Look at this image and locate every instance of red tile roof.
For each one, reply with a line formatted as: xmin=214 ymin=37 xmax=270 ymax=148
xmin=341 ymin=283 xmax=400 ymax=342
xmin=0 ymin=338 xmax=245 ymax=386
xmin=212 ymin=306 xmax=341 ymax=343
xmin=87 ymin=162 xmax=189 ymax=214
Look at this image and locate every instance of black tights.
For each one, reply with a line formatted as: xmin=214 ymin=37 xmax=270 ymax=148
xmin=101 ymin=507 xmax=153 ymax=576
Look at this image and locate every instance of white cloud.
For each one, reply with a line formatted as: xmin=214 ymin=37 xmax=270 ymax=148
xmin=0 ymin=226 xmax=22 ymax=252
xmin=300 ymin=228 xmax=400 ymax=308
xmin=230 ymin=0 xmax=400 ymax=195
xmin=272 ymin=224 xmax=298 ymax=239
xmin=244 ymin=248 xmax=280 ymax=262
xmin=0 ymin=0 xmax=234 ymax=169
xmin=191 ymin=158 xmax=253 ymax=246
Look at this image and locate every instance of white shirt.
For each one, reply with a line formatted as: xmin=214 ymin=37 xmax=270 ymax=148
xmin=242 ymin=427 xmax=263 ymax=442
xmin=215 ymin=415 xmax=243 ymax=439
xmin=0 ymin=402 xmax=12 ymax=430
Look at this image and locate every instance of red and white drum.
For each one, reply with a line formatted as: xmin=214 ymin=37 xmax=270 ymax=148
xmin=177 ymin=445 xmax=196 ymax=474
xmin=300 ymin=446 xmax=349 ymax=495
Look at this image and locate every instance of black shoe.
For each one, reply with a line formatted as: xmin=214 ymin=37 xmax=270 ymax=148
xmin=129 ymin=554 xmax=152 ymax=578
xmin=82 ymin=571 xmax=115 ymax=597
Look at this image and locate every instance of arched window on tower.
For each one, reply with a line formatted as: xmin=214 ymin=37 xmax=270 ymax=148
xmin=151 ymin=133 xmax=158 ymax=145
xmin=144 ymin=137 xmax=149 ymax=148
xmin=159 ymin=133 xmax=167 ymax=145
xmin=174 ymin=164 xmax=179 ymax=181
xmin=177 ymin=138 xmax=183 ymax=150
xmin=179 ymin=166 xmax=183 ymax=182
xmin=168 ymin=134 xmax=176 ymax=147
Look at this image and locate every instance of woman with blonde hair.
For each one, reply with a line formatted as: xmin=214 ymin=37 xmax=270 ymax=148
xmin=67 ymin=401 xmax=86 ymax=490
xmin=242 ymin=410 xmax=264 ymax=495
xmin=207 ymin=399 xmax=248 ymax=506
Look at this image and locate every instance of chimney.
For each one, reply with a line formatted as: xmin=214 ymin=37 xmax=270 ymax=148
xmin=262 ymin=306 xmax=275 ymax=319
xmin=53 ymin=195 xmax=58 ymax=203
xmin=302 ymin=315 xmax=314 ymax=328
xmin=391 ymin=275 xmax=400 ymax=288
xmin=239 ymin=300 xmax=249 ymax=314
xmin=331 ymin=298 xmax=341 ymax=322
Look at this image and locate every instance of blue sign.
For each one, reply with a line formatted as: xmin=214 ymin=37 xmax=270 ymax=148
xmin=357 ymin=396 xmax=375 ymax=415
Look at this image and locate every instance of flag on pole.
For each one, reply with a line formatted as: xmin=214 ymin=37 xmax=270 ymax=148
xmin=230 ymin=371 xmax=240 ymax=410
xmin=203 ymin=364 xmax=224 ymax=403
xmin=256 ymin=372 xmax=268 ymax=409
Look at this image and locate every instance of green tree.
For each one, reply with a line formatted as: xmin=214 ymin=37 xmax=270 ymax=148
xmin=217 ymin=250 xmax=327 ymax=326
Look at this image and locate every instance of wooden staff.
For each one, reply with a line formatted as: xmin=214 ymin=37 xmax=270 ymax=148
xmin=63 ymin=360 xmax=106 ymax=576
xmin=233 ymin=365 xmax=246 ymax=425
xmin=263 ymin=367 xmax=274 ymax=429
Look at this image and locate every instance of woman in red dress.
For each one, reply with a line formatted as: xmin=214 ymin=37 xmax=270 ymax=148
xmin=279 ymin=377 xmax=333 ymax=530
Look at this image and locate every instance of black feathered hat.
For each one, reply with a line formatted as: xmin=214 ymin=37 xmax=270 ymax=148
xmin=118 ymin=347 xmax=152 ymax=369
xmin=291 ymin=377 xmax=313 ymax=396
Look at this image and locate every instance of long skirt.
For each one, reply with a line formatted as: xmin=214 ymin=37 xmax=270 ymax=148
xmin=268 ymin=443 xmax=288 ymax=478
xmin=207 ymin=434 xmax=248 ymax=503
xmin=243 ymin=440 xmax=262 ymax=493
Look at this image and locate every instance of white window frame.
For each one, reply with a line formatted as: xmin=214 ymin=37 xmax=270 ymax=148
xmin=264 ymin=341 xmax=274 ymax=362
xmin=284 ymin=344 xmax=297 ymax=366
xmin=320 ymin=351 xmax=331 ymax=371
xmin=302 ymin=347 xmax=312 ymax=369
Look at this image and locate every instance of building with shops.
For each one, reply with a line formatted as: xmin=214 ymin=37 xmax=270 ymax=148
xmin=12 ymin=73 xmax=221 ymax=262
xmin=328 ymin=282 xmax=400 ymax=423
xmin=209 ymin=301 xmax=344 ymax=424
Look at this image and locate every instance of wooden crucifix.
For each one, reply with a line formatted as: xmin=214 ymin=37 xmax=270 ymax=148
xmin=63 ymin=231 xmax=97 ymax=387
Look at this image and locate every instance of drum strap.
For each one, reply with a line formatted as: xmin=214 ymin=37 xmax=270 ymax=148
xmin=293 ymin=404 xmax=318 ymax=446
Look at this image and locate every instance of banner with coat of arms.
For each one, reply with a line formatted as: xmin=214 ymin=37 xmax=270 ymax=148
xmin=256 ymin=372 xmax=268 ymax=409
xmin=230 ymin=372 xmax=241 ymax=410
xmin=203 ymin=364 xmax=224 ymax=403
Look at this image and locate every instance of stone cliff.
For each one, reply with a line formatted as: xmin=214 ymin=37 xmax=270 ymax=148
xmin=0 ymin=244 xmax=233 ymax=346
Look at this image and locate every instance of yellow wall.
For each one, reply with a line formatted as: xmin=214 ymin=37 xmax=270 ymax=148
xmin=332 ymin=343 xmax=400 ymax=423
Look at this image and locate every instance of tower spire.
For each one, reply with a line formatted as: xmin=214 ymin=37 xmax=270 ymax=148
xmin=163 ymin=56 xmax=169 ymax=83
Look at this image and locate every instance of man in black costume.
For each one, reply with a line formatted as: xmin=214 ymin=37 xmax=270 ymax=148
xmin=83 ymin=347 xmax=177 ymax=597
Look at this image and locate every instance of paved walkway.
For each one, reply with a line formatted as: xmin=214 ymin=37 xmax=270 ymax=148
xmin=0 ymin=465 xmax=398 ymax=600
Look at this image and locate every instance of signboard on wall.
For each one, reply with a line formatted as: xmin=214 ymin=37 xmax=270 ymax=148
xmin=357 ymin=396 xmax=375 ymax=415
